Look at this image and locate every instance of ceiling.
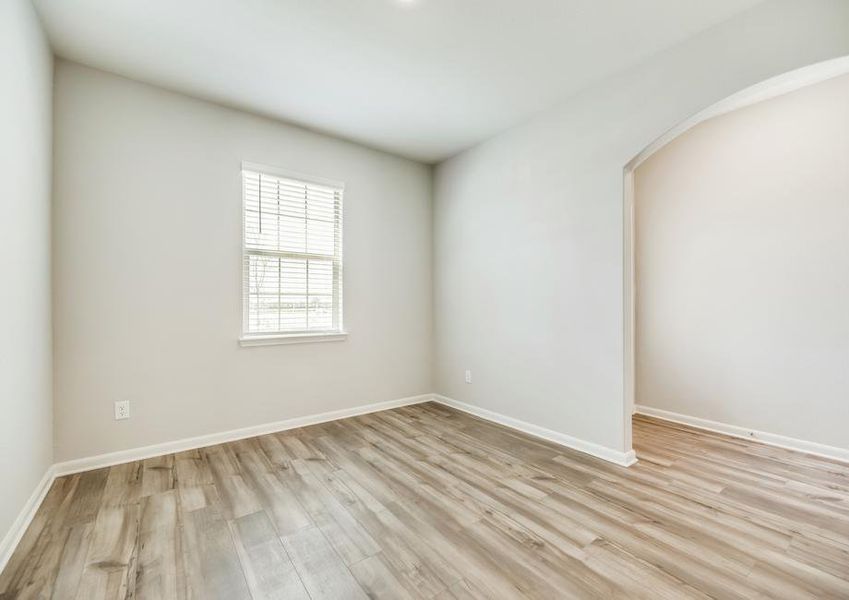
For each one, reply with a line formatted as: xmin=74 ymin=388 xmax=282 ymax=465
xmin=34 ymin=0 xmax=765 ymax=163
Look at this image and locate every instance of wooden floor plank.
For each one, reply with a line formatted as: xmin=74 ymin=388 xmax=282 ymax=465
xmin=133 ymin=490 xmax=185 ymax=600
xmin=348 ymin=554 xmax=416 ymax=600
xmin=228 ymin=510 xmax=310 ymax=600
xmin=281 ymin=526 xmax=368 ymax=600
xmin=2 ymin=403 xmax=848 ymax=599
xmin=49 ymin=523 xmax=93 ymax=600
xmin=179 ymin=506 xmax=250 ymax=600
xmin=74 ymin=504 xmax=140 ymax=600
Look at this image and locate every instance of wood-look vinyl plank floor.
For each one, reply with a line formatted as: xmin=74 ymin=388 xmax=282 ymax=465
xmin=1 ymin=402 xmax=848 ymax=599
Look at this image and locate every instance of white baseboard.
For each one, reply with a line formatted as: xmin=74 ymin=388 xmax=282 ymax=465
xmin=635 ymin=405 xmax=849 ymax=463
xmin=0 ymin=465 xmax=57 ymax=575
xmin=53 ymin=393 xmax=432 ymax=477
xmin=432 ymin=394 xmax=637 ymax=467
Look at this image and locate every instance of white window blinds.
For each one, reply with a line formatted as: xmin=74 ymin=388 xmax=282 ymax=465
xmin=242 ymin=165 xmax=343 ymax=337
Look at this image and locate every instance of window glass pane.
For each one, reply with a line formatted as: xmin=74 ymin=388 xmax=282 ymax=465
xmin=248 ymin=255 xmax=279 ymax=296
xmin=307 ymin=259 xmax=333 ymax=295
xmin=281 ymin=258 xmax=307 ymax=295
xmin=280 ymin=295 xmax=308 ymax=331
xmin=308 ymin=296 xmax=333 ymax=330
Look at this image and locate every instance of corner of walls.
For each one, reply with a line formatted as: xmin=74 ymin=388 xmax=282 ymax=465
xmin=426 ymin=161 xmax=438 ymax=395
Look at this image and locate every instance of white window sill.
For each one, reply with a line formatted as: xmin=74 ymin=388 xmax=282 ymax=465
xmin=239 ymin=332 xmax=348 ymax=347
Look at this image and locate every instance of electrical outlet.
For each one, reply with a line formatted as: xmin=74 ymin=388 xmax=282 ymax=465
xmin=464 ymin=369 xmax=472 ymax=384
xmin=114 ymin=400 xmax=130 ymax=420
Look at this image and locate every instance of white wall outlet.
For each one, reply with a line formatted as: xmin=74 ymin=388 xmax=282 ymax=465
xmin=114 ymin=400 xmax=130 ymax=420
xmin=464 ymin=369 xmax=472 ymax=384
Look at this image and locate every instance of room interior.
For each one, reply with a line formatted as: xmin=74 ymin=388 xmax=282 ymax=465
xmin=2 ymin=0 xmax=848 ymax=598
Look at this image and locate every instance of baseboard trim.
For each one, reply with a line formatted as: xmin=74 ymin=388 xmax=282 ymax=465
xmin=635 ymin=405 xmax=849 ymax=463
xmin=0 ymin=465 xmax=57 ymax=575
xmin=432 ymin=394 xmax=637 ymax=467
xmin=53 ymin=393 xmax=432 ymax=477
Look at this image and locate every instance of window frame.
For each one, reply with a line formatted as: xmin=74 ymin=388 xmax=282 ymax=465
xmin=239 ymin=161 xmax=346 ymax=346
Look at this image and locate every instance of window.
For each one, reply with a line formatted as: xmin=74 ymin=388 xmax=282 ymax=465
xmin=241 ymin=163 xmax=344 ymax=344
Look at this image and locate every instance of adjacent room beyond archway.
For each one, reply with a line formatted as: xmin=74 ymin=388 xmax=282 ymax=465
xmin=633 ymin=72 xmax=849 ymax=458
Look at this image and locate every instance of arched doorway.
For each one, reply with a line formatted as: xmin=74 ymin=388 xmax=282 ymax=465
xmin=621 ymin=55 xmax=849 ymax=458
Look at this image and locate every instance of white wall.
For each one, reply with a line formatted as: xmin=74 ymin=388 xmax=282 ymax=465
xmin=0 ymin=0 xmax=53 ymax=546
xmin=635 ymin=74 xmax=849 ymax=450
xmin=53 ymin=61 xmax=432 ymax=462
xmin=433 ymin=0 xmax=849 ymax=456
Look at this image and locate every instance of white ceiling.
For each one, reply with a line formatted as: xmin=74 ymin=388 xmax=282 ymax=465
xmin=34 ymin=0 xmax=765 ymax=163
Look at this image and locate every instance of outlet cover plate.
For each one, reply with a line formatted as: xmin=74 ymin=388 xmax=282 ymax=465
xmin=114 ymin=400 xmax=130 ymax=420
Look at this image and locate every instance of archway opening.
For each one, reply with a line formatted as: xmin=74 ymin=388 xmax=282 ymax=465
xmin=622 ymin=56 xmax=849 ymax=459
